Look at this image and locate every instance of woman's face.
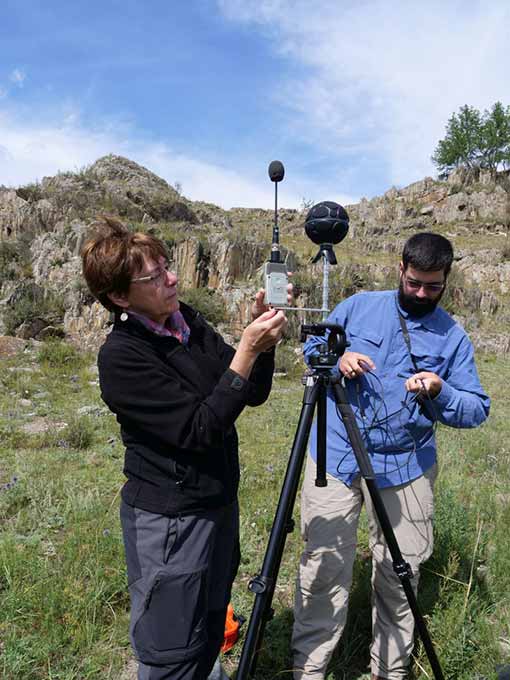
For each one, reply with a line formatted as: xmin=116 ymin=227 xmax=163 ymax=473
xmin=119 ymin=254 xmax=179 ymax=323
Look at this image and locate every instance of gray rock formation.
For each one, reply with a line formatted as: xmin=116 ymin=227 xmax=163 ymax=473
xmin=1 ymin=155 xmax=509 ymax=352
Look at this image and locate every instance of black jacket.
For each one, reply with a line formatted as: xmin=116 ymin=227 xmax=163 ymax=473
xmin=98 ymin=303 xmax=275 ymax=515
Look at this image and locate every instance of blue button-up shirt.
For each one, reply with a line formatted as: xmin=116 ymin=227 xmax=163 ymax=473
xmin=304 ymin=290 xmax=490 ymax=488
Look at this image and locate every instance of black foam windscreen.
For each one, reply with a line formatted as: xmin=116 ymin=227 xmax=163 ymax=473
xmin=305 ymin=201 xmax=349 ymax=245
xmin=268 ymin=160 xmax=285 ymax=182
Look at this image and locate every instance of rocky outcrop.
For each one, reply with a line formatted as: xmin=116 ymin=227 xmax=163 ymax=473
xmin=346 ymin=168 xmax=510 ymax=247
xmin=0 ymin=189 xmax=58 ymax=239
xmin=1 ymin=156 xmax=509 ymax=352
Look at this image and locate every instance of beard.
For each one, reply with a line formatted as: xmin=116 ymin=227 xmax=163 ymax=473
xmin=398 ymin=280 xmax=443 ymax=318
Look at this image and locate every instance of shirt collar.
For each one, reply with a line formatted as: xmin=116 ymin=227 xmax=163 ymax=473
xmin=127 ymin=310 xmax=190 ymax=344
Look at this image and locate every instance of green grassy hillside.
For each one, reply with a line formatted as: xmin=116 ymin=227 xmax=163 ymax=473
xmin=0 ymin=341 xmax=508 ymax=679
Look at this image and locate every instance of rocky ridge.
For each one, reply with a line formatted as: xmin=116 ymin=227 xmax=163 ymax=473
xmin=0 ymin=155 xmax=509 ymax=354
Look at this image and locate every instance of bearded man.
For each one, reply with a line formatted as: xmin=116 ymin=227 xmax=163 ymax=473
xmin=292 ymin=232 xmax=490 ymax=680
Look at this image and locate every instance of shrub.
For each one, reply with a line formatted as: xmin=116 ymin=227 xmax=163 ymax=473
xmin=62 ymin=416 xmax=95 ymax=450
xmin=16 ymin=182 xmax=44 ymax=202
xmin=441 ymin=268 xmax=483 ymax=316
xmin=181 ymin=287 xmax=226 ymax=326
xmin=3 ymin=287 xmax=65 ymax=336
xmin=274 ymin=341 xmax=303 ymax=379
xmin=293 ymin=264 xmax=368 ymax=309
xmin=0 ymin=237 xmax=32 ymax=286
xmin=37 ymin=339 xmax=86 ymax=370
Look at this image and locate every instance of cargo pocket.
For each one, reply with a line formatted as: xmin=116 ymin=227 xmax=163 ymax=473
xmin=163 ymin=517 xmax=178 ymax=564
xmin=133 ymin=568 xmax=208 ymax=665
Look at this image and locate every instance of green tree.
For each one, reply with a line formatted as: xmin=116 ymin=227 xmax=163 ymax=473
xmin=480 ymin=101 xmax=510 ymax=170
xmin=432 ymin=102 xmax=510 ymax=176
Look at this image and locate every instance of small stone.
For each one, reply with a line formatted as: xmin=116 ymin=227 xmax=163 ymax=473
xmin=476 ymin=564 xmax=488 ymax=583
xmin=498 ymin=637 xmax=510 ymax=656
xmin=76 ymin=405 xmax=107 ymax=417
xmin=21 ymin=418 xmax=67 ymax=434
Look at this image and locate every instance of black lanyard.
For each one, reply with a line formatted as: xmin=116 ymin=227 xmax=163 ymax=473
xmin=397 ymin=306 xmax=420 ymax=373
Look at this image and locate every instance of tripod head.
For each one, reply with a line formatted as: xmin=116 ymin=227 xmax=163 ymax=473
xmin=300 ymin=322 xmax=349 ymax=371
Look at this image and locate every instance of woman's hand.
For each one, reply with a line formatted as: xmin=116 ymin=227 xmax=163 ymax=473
xmin=240 ymin=308 xmax=288 ymax=354
xmin=251 ymin=277 xmax=294 ymax=320
xmin=230 ymin=309 xmax=288 ymax=378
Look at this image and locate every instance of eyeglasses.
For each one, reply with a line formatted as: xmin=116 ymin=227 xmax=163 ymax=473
xmin=402 ymin=273 xmax=445 ymax=293
xmin=131 ymin=261 xmax=173 ymax=286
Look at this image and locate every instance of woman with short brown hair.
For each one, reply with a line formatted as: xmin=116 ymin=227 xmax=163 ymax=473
xmin=82 ymin=216 xmax=288 ymax=680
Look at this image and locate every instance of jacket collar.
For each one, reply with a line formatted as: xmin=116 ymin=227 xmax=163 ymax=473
xmin=112 ymin=301 xmax=200 ymax=344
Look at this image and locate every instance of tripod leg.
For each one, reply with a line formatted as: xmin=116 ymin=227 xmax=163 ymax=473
xmin=330 ymin=381 xmax=445 ymax=680
xmin=236 ymin=378 xmax=320 ymax=680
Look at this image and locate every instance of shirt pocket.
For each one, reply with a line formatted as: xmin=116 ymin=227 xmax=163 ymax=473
xmin=347 ymin=325 xmax=384 ymax=359
xmin=407 ymin=331 xmax=447 ymax=375
xmin=409 ymin=350 xmax=446 ymax=375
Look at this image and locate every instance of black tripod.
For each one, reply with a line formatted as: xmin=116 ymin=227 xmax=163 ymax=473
xmin=236 ymin=322 xmax=445 ymax=680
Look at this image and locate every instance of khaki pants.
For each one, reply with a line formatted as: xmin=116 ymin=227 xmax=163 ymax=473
xmin=292 ymin=455 xmax=437 ymax=680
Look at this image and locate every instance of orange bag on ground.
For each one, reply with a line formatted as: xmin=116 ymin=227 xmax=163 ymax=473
xmin=221 ymin=603 xmax=244 ymax=653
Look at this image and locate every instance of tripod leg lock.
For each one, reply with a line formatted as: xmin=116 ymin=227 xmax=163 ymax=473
xmin=394 ymin=560 xmax=414 ymax=581
xmin=248 ymin=575 xmax=273 ymax=594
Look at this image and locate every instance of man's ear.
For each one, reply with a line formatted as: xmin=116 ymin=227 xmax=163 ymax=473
xmin=399 ymin=262 xmax=404 ymax=276
xmin=107 ymin=291 xmax=129 ymax=309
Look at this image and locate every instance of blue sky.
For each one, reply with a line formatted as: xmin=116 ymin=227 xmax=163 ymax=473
xmin=1 ymin=0 xmax=509 ymax=208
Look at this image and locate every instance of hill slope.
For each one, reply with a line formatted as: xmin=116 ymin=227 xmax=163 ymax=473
xmin=0 ymin=155 xmax=509 ymax=353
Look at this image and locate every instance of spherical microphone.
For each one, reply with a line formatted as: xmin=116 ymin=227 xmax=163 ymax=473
xmin=305 ymin=201 xmax=349 ymax=245
xmin=268 ymin=160 xmax=285 ymax=183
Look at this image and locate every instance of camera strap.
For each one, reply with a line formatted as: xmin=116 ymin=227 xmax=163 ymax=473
xmin=397 ymin=309 xmax=420 ymax=374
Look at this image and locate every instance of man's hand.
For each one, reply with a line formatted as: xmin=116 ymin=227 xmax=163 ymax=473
xmin=405 ymin=371 xmax=442 ymax=399
xmin=251 ymin=277 xmax=294 ymax=320
xmin=339 ymin=351 xmax=375 ymax=379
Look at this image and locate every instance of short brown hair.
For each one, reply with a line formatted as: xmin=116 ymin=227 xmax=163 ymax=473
xmin=81 ymin=215 xmax=168 ymax=312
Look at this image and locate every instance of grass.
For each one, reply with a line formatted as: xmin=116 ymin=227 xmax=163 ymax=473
xmin=0 ymin=342 xmax=509 ymax=679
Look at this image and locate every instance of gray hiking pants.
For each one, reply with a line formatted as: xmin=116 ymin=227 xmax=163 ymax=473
xmin=120 ymin=500 xmax=240 ymax=680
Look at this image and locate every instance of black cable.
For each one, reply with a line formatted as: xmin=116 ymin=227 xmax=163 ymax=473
xmin=332 ymin=368 xmax=439 ymax=480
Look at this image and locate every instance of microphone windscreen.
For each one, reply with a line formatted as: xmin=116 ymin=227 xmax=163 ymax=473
xmin=268 ymin=160 xmax=285 ymax=182
xmin=305 ymin=201 xmax=349 ymax=245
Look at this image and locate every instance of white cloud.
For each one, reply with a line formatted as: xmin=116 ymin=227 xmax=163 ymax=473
xmin=0 ymin=109 xmax=354 ymax=209
xmin=9 ymin=68 xmax=26 ymax=87
xmin=218 ymin=0 xmax=510 ymax=190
